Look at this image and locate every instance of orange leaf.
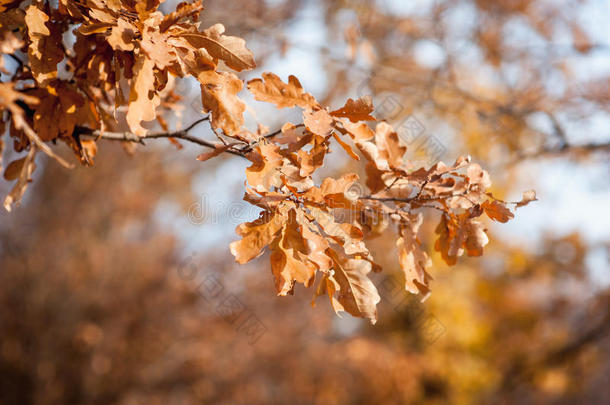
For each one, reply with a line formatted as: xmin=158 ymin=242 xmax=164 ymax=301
xmin=330 ymin=96 xmax=375 ymax=122
xmin=196 ymin=144 xmax=233 ymax=162
xmin=482 ymin=200 xmax=514 ymax=223
xmin=332 ymin=133 xmax=360 ymax=160
xmin=247 ymin=73 xmax=318 ymax=110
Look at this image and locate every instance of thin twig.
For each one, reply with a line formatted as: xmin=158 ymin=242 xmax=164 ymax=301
xmin=265 ymin=123 xmax=305 ymax=140
xmin=507 ymin=141 xmax=610 ymax=166
xmin=360 ymin=190 xmax=474 ymax=205
xmin=182 ymin=116 xmax=210 ymax=133
xmin=7 ymin=53 xmax=24 ymax=69
xmin=76 ymin=117 xmax=248 ymax=159
xmin=239 ymin=123 xmax=306 ymax=153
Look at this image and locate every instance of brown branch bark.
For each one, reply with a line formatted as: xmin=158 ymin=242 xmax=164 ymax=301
xmin=511 ymin=141 xmax=610 ymax=164
xmin=76 ymin=117 xmax=249 ymax=159
xmin=76 ymin=119 xmax=309 ymax=159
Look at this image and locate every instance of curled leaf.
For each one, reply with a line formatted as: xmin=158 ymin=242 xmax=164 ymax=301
xmin=330 ymin=96 xmax=375 ymax=122
xmin=326 ymin=249 xmax=380 ymax=324
xmin=482 ymin=200 xmax=514 ymax=223
xmin=516 ymin=189 xmax=538 ymax=208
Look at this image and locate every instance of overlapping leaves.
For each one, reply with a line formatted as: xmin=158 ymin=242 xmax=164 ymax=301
xmin=0 ymin=0 xmax=533 ymax=322
xmin=221 ymin=74 xmax=532 ymax=323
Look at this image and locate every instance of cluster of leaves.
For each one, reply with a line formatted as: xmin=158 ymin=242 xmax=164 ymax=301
xmin=224 ymin=74 xmax=536 ymax=323
xmin=0 ymin=0 xmax=535 ymax=322
xmin=1 ymin=0 xmax=254 ymax=209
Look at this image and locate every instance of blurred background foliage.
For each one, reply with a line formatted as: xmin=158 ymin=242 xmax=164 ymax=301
xmin=1 ymin=0 xmax=609 ymax=404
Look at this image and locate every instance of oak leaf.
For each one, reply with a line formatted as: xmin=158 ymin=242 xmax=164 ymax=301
xmin=3 ymin=157 xmax=26 ymax=181
xmin=326 ymin=249 xmax=380 ymax=324
xmin=435 ymin=214 xmax=489 ymax=265
xmin=270 ymin=210 xmax=316 ymax=295
xmin=330 ymin=96 xmax=375 ymax=122
xmin=397 ymin=214 xmax=433 ymax=298
xmin=3 ymin=145 xmax=36 ymax=212
xmin=303 ymin=109 xmax=333 ymax=137
xmin=375 ymin=122 xmax=407 ymax=170
xmin=482 ymin=200 xmax=514 ymax=223
xmin=199 ymin=70 xmax=246 ymax=136
xmin=182 ymin=23 xmax=256 ymax=72
xmin=159 ymin=0 xmax=203 ymax=32
xmin=26 ymin=5 xmax=64 ymax=86
xmin=126 ymin=54 xmax=159 ymax=136
xmin=247 ymin=73 xmax=318 ymax=110
xmin=516 ymin=189 xmax=538 ymax=208
xmin=196 ymin=144 xmax=235 ymax=162
xmin=230 ymin=209 xmax=287 ymax=264
xmin=245 ymin=142 xmax=284 ymax=191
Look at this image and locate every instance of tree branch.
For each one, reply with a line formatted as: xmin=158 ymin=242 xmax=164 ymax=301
xmin=76 ymin=117 xmax=249 ymax=159
xmin=7 ymin=53 xmax=24 ymax=69
xmin=360 ymin=193 xmax=459 ymax=204
xmin=510 ymin=140 xmax=610 ymax=164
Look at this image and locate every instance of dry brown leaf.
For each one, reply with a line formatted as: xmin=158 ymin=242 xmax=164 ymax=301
xmin=375 ymin=122 xmax=406 ymax=170
xmin=270 ymin=210 xmax=316 ymax=295
xmin=300 ymin=218 xmax=333 ymax=273
xmin=0 ymin=30 xmax=23 ymax=73
xmin=356 ymin=140 xmax=390 ymax=172
xmin=309 ymin=207 xmax=369 ymax=257
xmin=141 ymin=25 xmax=178 ymax=71
xmin=24 ymin=4 xmax=50 ymax=36
xmin=182 ymin=23 xmax=255 ymax=72
xmin=230 ymin=209 xmax=287 ymax=264
xmin=245 ymin=142 xmax=283 ymax=191
xmin=319 ymin=173 xmax=360 ymax=208
xmin=297 ymin=136 xmax=327 ymax=177
xmin=397 ymin=214 xmax=432 ymax=298
xmin=26 ymin=5 xmax=64 ymax=86
xmin=79 ymin=22 xmax=113 ymax=35
xmin=303 ymin=109 xmax=333 ymax=137
xmin=199 ymin=70 xmax=245 ymax=136
xmin=3 ymin=156 xmax=26 ymax=181
xmin=4 ymin=145 xmax=36 ymax=212
xmin=247 ymin=73 xmax=318 ymax=110
xmin=332 ymin=133 xmax=360 ymax=160
xmin=80 ymin=139 xmax=98 ymax=164
xmin=279 ymin=161 xmax=315 ymax=191
xmin=364 ymin=161 xmax=387 ymax=194
xmin=126 ymin=54 xmax=159 ymax=136
xmin=464 ymin=221 xmax=489 ymax=257
xmin=4 ymin=85 xmax=73 ymax=168
xmin=243 ymin=188 xmax=286 ymax=211
xmin=482 ymin=200 xmax=514 ymax=223
xmin=196 ymin=144 xmax=233 ymax=162
xmin=326 ymin=249 xmax=380 ymax=324
xmin=159 ymin=0 xmax=203 ymax=32
xmin=467 ymin=163 xmax=492 ymax=190
xmin=107 ymin=18 xmax=136 ymax=51
xmin=134 ymin=0 xmax=161 ymax=19
xmin=516 ymin=189 xmax=538 ymax=208
xmin=341 ymin=120 xmax=375 ymax=142
xmin=330 ymin=96 xmax=375 ymax=122
xmin=435 ymin=214 xmax=489 ymax=265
